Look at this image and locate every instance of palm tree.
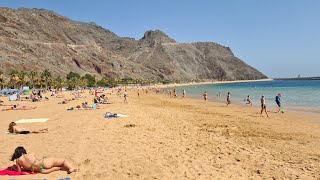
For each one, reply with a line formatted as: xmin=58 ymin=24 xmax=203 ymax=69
xmin=36 ymin=77 xmax=44 ymax=90
xmin=79 ymin=76 xmax=88 ymax=89
xmin=9 ymin=70 xmax=19 ymax=89
xmin=28 ymin=70 xmax=38 ymax=90
xmin=0 ymin=71 xmax=5 ymax=89
xmin=18 ymin=71 xmax=27 ymax=89
xmin=67 ymin=77 xmax=79 ymax=90
xmin=41 ymin=69 xmax=52 ymax=90
xmin=55 ymin=76 xmax=64 ymax=91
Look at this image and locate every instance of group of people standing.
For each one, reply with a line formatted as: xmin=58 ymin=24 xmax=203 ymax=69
xmin=201 ymin=90 xmax=282 ymax=118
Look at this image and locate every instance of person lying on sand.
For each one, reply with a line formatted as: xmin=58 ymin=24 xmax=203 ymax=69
xmin=70 ymin=102 xmax=99 ymax=110
xmin=8 ymin=122 xmax=48 ymax=134
xmin=58 ymin=99 xmax=75 ymax=104
xmin=2 ymin=104 xmax=37 ymax=111
xmin=0 ymin=103 xmax=15 ymax=106
xmin=58 ymin=100 xmax=68 ymax=104
xmin=10 ymin=146 xmax=78 ymax=174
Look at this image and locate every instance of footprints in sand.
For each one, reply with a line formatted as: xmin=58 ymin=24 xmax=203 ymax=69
xmin=199 ymin=123 xmax=238 ymax=137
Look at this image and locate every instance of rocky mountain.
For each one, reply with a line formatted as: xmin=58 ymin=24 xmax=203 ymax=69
xmin=0 ymin=7 xmax=267 ymax=81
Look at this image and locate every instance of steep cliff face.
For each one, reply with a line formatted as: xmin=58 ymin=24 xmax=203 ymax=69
xmin=0 ymin=8 xmax=267 ymax=80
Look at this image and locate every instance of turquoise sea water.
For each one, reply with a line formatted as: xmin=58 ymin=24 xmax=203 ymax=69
xmin=168 ymin=80 xmax=320 ymax=112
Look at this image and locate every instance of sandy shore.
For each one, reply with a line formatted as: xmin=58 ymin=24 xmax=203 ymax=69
xmin=0 ymin=88 xmax=319 ymax=179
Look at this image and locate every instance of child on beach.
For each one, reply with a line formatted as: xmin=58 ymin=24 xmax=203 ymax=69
xmin=8 ymin=122 xmax=48 ymax=134
xmin=260 ymin=95 xmax=270 ymax=117
xmin=10 ymin=146 xmax=77 ymax=174
xmin=246 ymin=95 xmax=252 ymax=106
xmin=203 ymin=92 xmax=208 ymax=101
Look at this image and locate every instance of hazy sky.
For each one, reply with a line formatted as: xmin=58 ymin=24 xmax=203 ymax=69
xmin=1 ymin=0 xmax=320 ymax=78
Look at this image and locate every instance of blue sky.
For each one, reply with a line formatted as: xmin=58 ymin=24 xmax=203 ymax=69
xmin=1 ymin=0 xmax=319 ymax=78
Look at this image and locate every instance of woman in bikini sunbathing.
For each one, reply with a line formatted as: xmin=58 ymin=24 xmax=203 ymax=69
xmin=11 ymin=146 xmax=78 ymax=174
xmin=8 ymin=122 xmax=48 ymax=134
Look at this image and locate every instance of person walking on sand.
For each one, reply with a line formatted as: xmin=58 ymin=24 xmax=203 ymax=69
xmin=226 ymin=92 xmax=231 ymax=106
xmin=246 ymin=95 xmax=252 ymax=106
xmin=260 ymin=95 xmax=270 ymax=117
xmin=275 ymin=93 xmax=282 ymax=113
xmin=203 ymin=91 xmax=208 ymax=101
xmin=173 ymin=89 xmax=177 ymax=98
xmin=137 ymin=89 xmax=140 ymax=97
xmin=182 ymin=89 xmax=186 ymax=98
xmin=124 ymin=90 xmax=128 ymax=103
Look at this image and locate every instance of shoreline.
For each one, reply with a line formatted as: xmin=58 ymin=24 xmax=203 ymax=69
xmin=155 ymin=88 xmax=320 ymax=120
xmin=154 ymin=78 xmax=273 ymax=88
xmin=155 ymin=78 xmax=320 ymax=115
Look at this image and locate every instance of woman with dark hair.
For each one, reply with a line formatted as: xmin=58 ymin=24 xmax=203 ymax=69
xmin=8 ymin=122 xmax=48 ymax=134
xmin=11 ymin=146 xmax=77 ymax=174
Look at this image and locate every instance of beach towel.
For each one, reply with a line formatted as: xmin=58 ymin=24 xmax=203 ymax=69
xmin=92 ymin=103 xmax=97 ymax=109
xmin=104 ymin=112 xmax=128 ymax=118
xmin=0 ymin=166 xmax=38 ymax=176
xmin=117 ymin=114 xmax=128 ymax=117
xmin=15 ymin=118 xmax=49 ymax=124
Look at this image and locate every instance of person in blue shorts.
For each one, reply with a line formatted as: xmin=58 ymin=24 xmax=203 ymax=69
xmin=275 ymin=93 xmax=282 ymax=113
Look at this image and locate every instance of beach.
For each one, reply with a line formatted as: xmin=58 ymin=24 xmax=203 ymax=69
xmin=0 ymin=87 xmax=319 ymax=179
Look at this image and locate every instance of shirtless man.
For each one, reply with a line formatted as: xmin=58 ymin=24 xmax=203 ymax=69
xmin=182 ymin=89 xmax=186 ymax=98
xmin=173 ymin=89 xmax=177 ymax=98
xmin=260 ymin=95 xmax=270 ymax=117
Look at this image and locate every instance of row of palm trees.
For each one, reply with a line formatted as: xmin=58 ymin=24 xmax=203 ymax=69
xmin=0 ymin=69 xmax=199 ymax=90
xmin=0 ymin=69 xmax=115 ymax=90
xmin=0 ymin=69 xmax=52 ymax=90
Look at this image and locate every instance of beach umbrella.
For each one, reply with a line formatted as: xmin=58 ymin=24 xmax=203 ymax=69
xmin=0 ymin=89 xmax=19 ymax=93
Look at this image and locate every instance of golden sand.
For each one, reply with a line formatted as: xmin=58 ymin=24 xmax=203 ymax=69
xmin=0 ymin=87 xmax=319 ymax=179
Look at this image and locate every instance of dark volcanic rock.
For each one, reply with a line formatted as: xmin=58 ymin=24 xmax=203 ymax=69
xmin=0 ymin=7 xmax=267 ymax=80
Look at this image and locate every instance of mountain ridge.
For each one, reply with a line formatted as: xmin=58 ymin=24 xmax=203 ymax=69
xmin=0 ymin=7 xmax=267 ymax=81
